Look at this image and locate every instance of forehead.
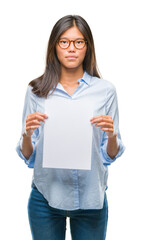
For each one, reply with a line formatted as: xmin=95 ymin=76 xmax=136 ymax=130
xmin=60 ymin=26 xmax=84 ymax=39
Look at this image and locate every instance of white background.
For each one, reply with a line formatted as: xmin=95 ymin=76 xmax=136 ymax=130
xmin=0 ymin=0 xmax=140 ymax=239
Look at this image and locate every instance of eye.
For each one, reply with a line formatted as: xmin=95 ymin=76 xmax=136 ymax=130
xmin=76 ymin=40 xmax=84 ymax=44
xmin=60 ymin=40 xmax=67 ymax=44
xmin=59 ymin=40 xmax=69 ymax=44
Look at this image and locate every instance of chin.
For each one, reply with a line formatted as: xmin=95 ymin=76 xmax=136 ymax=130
xmin=64 ymin=66 xmax=81 ymax=71
xmin=63 ymin=62 xmax=82 ymax=69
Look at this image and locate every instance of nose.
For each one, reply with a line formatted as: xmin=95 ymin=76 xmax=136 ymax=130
xmin=68 ymin=41 xmax=76 ymax=51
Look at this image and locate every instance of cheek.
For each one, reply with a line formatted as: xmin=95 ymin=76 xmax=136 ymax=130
xmin=56 ymin=47 xmax=64 ymax=62
xmin=79 ymin=48 xmax=87 ymax=61
xmin=56 ymin=46 xmax=87 ymax=64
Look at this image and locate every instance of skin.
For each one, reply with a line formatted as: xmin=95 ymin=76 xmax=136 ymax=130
xmin=21 ymin=26 xmax=119 ymax=160
xmin=90 ymin=115 xmax=119 ymax=159
xmin=55 ymin=26 xmax=87 ymax=86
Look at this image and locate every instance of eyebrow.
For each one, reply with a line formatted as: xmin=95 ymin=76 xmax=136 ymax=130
xmin=59 ymin=37 xmax=85 ymax=40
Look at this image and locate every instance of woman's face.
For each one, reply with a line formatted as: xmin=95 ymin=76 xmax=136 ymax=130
xmin=56 ymin=26 xmax=87 ymax=71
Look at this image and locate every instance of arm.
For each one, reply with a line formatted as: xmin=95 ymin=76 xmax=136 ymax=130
xmin=90 ymin=86 xmax=125 ymax=164
xmin=16 ymin=86 xmax=48 ymax=167
xmin=90 ymin=115 xmax=119 ymax=159
xmin=21 ymin=112 xmax=48 ymax=159
xmin=107 ymin=132 xmax=119 ymax=159
xmin=21 ymin=134 xmax=33 ymax=160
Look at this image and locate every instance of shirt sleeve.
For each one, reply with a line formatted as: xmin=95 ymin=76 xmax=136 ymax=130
xmin=16 ymin=85 xmax=38 ymax=168
xmin=100 ymin=84 xmax=125 ymax=165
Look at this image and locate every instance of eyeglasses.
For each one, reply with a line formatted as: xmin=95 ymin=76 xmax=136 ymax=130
xmin=57 ymin=38 xmax=87 ymax=49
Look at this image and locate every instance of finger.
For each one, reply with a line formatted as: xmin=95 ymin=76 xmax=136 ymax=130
xmin=95 ymin=122 xmax=113 ymax=128
xmin=36 ymin=112 xmax=48 ymax=118
xmin=90 ymin=115 xmax=112 ymax=122
xmin=99 ymin=115 xmax=112 ymax=119
xmin=26 ymin=120 xmax=41 ymax=127
xmin=26 ymin=125 xmax=40 ymax=131
xmin=28 ymin=112 xmax=48 ymax=117
xmin=27 ymin=114 xmax=48 ymax=123
xmin=100 ymin=127 xmax=114 ymax=133
xmin=90 ymin=115 xmax=112 ymax=121
xmin=90 ymin=117 xmax=113 ymax=124
xmin=27 ymin=112 xmax=48 ymax=120
xmin=27 ymin=113 xmax=48 ymax=120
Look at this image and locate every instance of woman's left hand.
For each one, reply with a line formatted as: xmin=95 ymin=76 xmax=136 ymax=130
xmin=90 ymin=115 xmax=116 ymax=138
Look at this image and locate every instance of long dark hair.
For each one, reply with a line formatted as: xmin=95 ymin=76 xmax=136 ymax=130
xmin=29 ymin=15 xmax=101 ymax=98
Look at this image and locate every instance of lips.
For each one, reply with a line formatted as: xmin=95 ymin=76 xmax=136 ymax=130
xmin=66 ymin=56 xmax=77 ymax=59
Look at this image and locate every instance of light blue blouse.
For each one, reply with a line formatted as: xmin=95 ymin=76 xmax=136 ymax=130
xmin=16 ymin=71 xmax=125 ymax=210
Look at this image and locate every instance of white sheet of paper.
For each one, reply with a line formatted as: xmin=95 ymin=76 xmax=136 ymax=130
xmin=43 ymin=96 xmax=93 ymax=170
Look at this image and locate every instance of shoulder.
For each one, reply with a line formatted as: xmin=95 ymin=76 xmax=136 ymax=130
xmin=25 ymin=85 xmax=39 ymax=103
xmin=92 ymin=75 xmax=116 ymax=89
xmin=25 ymin=85 xmax=45 ymax=112
xmin=26 ymin=84 xmax=35 ymax=95
xmin=90 ymin=75 xmax=117 ymax=95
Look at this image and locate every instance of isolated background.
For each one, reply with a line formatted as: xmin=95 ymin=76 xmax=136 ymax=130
xmin=0 ymin=0 xmax=140 ymax=239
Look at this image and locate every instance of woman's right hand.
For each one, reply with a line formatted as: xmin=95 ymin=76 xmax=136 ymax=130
xmin=24 ymin=112 xmax=48 ymax=137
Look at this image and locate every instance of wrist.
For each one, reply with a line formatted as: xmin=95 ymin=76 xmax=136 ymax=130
xmin=108 ymin=130 xmax=117 ymax=139
xmin=22 ymin=129 xmax=32 ymax=138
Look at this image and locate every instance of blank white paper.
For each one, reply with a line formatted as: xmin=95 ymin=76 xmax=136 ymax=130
xmin=43 ymin=96 xmax=93 ymax=170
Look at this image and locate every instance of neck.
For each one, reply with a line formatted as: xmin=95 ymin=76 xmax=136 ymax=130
xmin=59 ymin=66 xmax=84 ymax=86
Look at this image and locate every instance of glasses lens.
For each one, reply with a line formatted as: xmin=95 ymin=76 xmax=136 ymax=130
xmin=75 ymin=39 xmax=85 ymax=49
xmin=59 ymin=39 xmax=69 ymax=49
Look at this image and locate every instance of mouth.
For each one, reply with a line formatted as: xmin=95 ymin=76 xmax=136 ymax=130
xmin=66 ymin=56 xmax=77 ymax=60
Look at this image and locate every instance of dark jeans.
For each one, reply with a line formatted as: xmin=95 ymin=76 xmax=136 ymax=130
xmin=28 ymin=185 xmax=108 ymax=240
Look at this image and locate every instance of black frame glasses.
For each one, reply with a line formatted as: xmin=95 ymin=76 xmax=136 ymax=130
xmin=57 ymin=38 xmax=87 ymax=49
